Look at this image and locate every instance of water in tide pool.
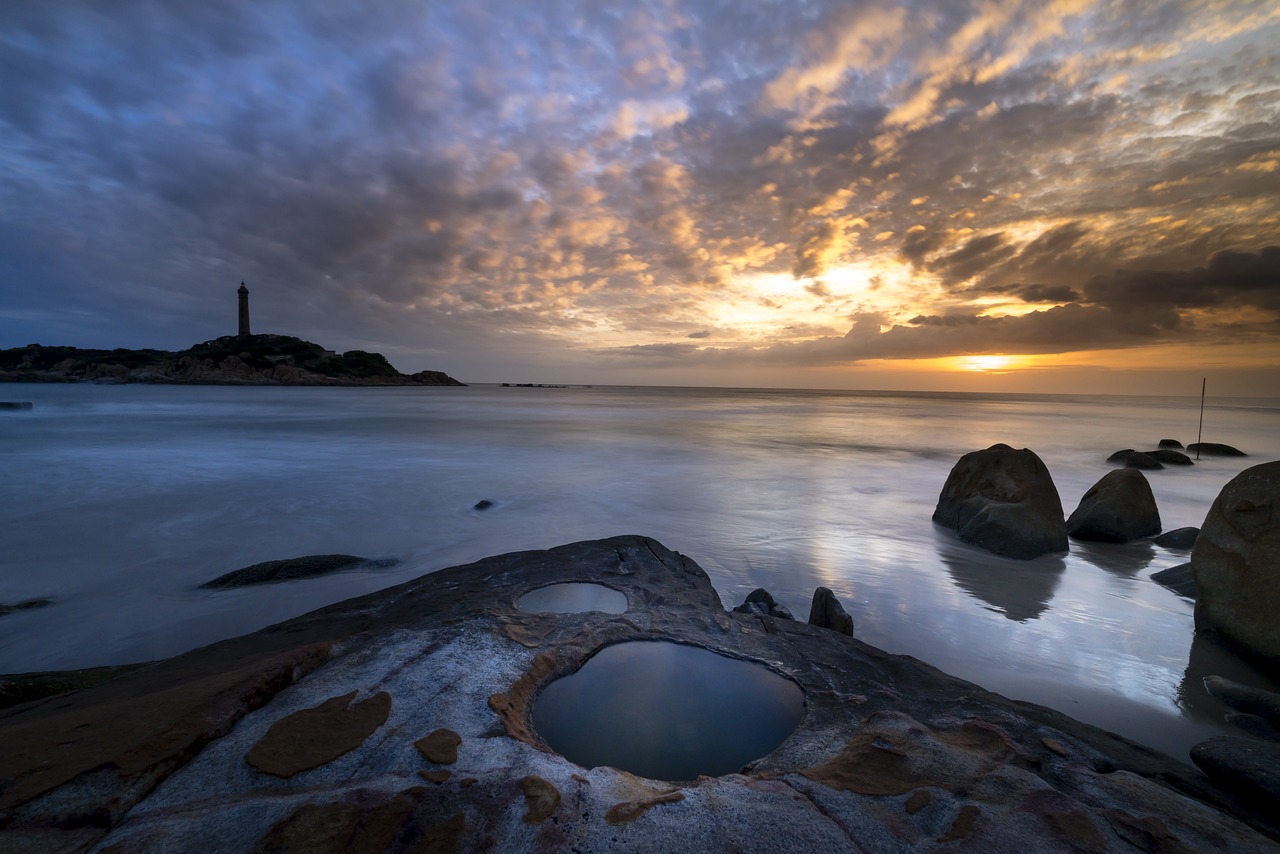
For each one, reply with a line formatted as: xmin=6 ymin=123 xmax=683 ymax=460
xmin=2 ymin=383 xmax=1278 ymax=762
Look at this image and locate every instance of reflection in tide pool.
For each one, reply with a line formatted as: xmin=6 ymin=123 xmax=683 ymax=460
xmin=1 ymin=383 xmax=1278 ymax=762
xmin=516 ymin=583 xmax=627 ymax=614
xmin=532 ymin=641 xmax=805 ymax=780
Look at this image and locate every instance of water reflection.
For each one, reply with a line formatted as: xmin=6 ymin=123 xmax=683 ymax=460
xmin=937 ymin=537 xmax=1065 ymax=622
xmin=515 ymin=583 xmax=627 ymax=614
xmin=1071 ymin=540 xmax=1157 ymax=576
xmin=1177 ymin=631 xmax=1280 ymax=723
xmin=532 ymin=641 xmax=804 ymax=781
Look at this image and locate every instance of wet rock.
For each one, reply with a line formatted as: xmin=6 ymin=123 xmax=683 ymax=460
xmin=474 ymin=499 xmax=495 ymax=510
xmin=1152 ymin=564 xmax=1197 ymax=599
xmin=1204 ymin=676 xmax=1280 ymax=730
xmin=1148 ymin=449 xmax=1193 ymax=466
xmin=1191 ymin=736 xmax=1280 ymax=805
xmin=1188 ymin=442 xmax=1247 ymax=457
xmin=933 ymin=444 xmax=1068 ymax=559
xmin=0 ymin=598 xmax=52 ymax=618
xmin=1158 ymin=439 xmax=1184 ymax=448
xmin=1226 ymin=714 xmax=1280 ymax=742
xmin=200 ymin=554 xmax=396 ymax=588
xmin=733 ymin=588 xmax=795 ymax=620
xmin=245 ymin=690 xmax=392 ymax=777
xmin=1108 ymin=449 xmax=1164 ymax=470
xmin=1154 ymin=527 xmax=1199 ymax=550
xmin=1067 ymin=469 xmax=1161 ymax=543
xmin=807 ymin=587 xmax=853 ymax=635
xmin=1191 ymin=461 xmax=1280 ymax=670
xmin=0 ymin=401 xmax=33 ymax=410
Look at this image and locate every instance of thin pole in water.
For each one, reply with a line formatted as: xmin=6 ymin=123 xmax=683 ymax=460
xmin=1196 ymin=377 xmax=1206 ymax=461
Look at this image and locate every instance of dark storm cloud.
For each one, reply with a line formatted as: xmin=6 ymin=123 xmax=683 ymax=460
xmin=2 ymin=0 xmax=1278 ymax=379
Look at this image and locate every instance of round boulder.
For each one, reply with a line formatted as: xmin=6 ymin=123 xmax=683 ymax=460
xmin=1188 ymin=442 xmax=1247 ymax=457
xmin=1066 ymin=468 xmax=1161 ymax=543
xmin=1158 ymin=439 xmax=1183 ymax=449
xmin=1191 ymin=461 xmax=1280 ymax=670
xmin=933 ymin=444 xmax=1068 ymax=559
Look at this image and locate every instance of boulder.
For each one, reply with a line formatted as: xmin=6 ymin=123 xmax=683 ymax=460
xmin=1107 ymin=449 xmax=1163 ymax=470
xmin=933 ymin=444 xmax=1068 ymax=559
xmin=1152 ymin=563 xmax=1196 ymax=598
xmin=1204 ymin=676 xmax=1280 ymax=730
xmin=1067 ymin=469 xmax=1161 ymax=543
xmin=1191 ymin=461 xmax=1280 ymax=671
xmin=733 ymin=588 xmax=794 ymax=620
xmin=1188 ymin=442 xmax=1247 ymax=457
xmin=1147 ymin=449 xmax=1193 ymax=466
xmin=1191 ymin=736 xmax=1280 ymax=806
xmin=1153 ymin=527 xmax=1200 ymax=550
xmin=1158 ymin=439 xmax=1184 ymax=448
xmin=807 ymin=587 xmax=853 ymax=635
xmin=200 ymin=555 xmax=397 ymax=589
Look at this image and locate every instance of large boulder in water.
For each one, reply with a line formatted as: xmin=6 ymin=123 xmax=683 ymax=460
xmin=933 ymin=444 xmax=1067 ymax=559
xmin=1066 ymin=469 xmax=1161 ymax=543
xmin=1191 ymin=461 xmax=1280 ymax=670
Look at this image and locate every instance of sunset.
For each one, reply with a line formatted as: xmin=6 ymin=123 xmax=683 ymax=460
xmin=2 ymin=0 xmax=1277 ymax=392
xmin=4 ymin=4 xmax=1280 ymax=851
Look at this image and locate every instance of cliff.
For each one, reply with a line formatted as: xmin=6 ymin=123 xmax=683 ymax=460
xmin=0 ymin=335 xmax=465 ymax=386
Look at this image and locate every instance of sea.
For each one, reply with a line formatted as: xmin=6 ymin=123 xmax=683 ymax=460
xmin=2 ymin=383 xmax=1277 ymax=762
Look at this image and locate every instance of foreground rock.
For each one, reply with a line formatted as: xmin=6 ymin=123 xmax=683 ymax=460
xmin=933 ymin=444 xmax=1068 ymax=559
xmin=1067 ymin=469 xmax=1162 ymax=543
xmin=199 ymin=555 xmax=397 ymax=589
xmin=2 ymin=536 xmax=1277 ymax=851
xmin=1192 ymin=461 xmax=1280 ymax=672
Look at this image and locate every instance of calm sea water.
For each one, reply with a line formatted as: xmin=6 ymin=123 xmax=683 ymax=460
xmin=2 ymin=383 xmax=1277 ymax=762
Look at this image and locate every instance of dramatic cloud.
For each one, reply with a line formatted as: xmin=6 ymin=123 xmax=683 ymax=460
xmin=1 ymin=0 xmax=1278 ymax=391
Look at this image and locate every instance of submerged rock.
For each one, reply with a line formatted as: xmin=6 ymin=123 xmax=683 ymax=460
xmin=0 ymin=598 xmax=51 ymax=618
xmin=199 ymin=554 xmax=397 ymax=588
xmin=1204 ymin=676 xmax=1280 ymax=731
xmin=1152 ymin=564 xmax=1197 ymax=599
xmin=733 ymin=588 xmax=794 ymax=620
xmin=1192 ymin=461 xmax=1280 ymax=671
xmin=2 ymin=535 xmax=1278 ymax=851
xmin=807 ymin=587 xmax=853 ymax=635
xmin=1067 ymin=469 xmax=1161 ymax=543
xmin=1148 ymin=449 xmax=1194 ymax=466
xmin=1107 ymin=449 xmax=1164 ymax=470
xmin=1154 ymin=527 xmax=1200 ymax=550
xmin=1191 ymin=737 xmax=1280 ymax=806
xmin=933 ymin=444 xmax=1068 ymax=559
xmin=1188 ymin=442 xmax=1247 ymax=457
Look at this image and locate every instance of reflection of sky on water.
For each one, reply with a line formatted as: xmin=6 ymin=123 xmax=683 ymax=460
xmin=2 ymin=383 xmax=1278 ymax=762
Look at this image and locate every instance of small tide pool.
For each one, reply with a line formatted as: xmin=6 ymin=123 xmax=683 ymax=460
xmin=515 ymin=583 xmax=628 ymax=614
xmin=532 ymin=640 xmax=805 ymax=781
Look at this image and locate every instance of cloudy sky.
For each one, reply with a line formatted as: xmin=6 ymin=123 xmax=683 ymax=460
xmin=2 ymin=0 xmax=1278 ymax=393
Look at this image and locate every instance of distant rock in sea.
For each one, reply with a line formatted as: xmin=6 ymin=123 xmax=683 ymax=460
xmin=200 ymin=554 xmax=398 ymax=589
xmin=0 ymin=335 xmax=465 ymax=387
xmin=1188 ymin=442 xmax=1247 ymax=457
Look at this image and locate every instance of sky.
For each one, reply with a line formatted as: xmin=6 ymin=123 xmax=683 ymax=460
xmin=1 ymin=0 xmax=1278 ymax=394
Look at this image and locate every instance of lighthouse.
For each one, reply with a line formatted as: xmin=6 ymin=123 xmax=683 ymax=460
xmin=237 ymin=282 xmax=251 ymax=337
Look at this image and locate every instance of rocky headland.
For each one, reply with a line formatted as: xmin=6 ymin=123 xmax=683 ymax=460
xmin=2 ymin=535 xmax=1279 ymax=852
xmin=0 ymin=335 xmax=464 ymax=387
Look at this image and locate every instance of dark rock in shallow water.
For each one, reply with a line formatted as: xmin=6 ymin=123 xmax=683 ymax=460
xmin=1159 ymin=439 xmax=1184 ymax=448
xmin=1192 ymin=461 xmax=1280 ymax=672
xmin=1147 ymin=448 xmax=1194 ymax=466
xmin=1191 ymin=736 xmax=1280 ymax=806
xmin=1154 ymin=527 xmax=1200 ymax=550
xmin=3 ymin=535 xmax=1279 ymax=851
xmin=733 ymin=588 xmax=794 ymax=620
xmin=933 ymin=444 xmax=1068 ymax=559
xmin=474 ymin=499 xmax=495 ymax=510
xmin=807 ymin=586 xmax=853 ymax=635
xmin=1067 ymin=468 xmax=1161 ymax=543
xmin=1188 ymin=442 xmax=1247 ymax=457
xmin=1152 ymin=563 xmax=1197 ymax=598
xmin=1205 ymin=676 xmax=1280 ymax=731
xmin=199 ymin=554 xmax=396 ymax=588
xmin=0 ymin=598 xmax=51 ymax=618
xmin=0 ymin=401 xmax=33 ymax=410
xmin=1106 ymin=449 xmax=1163 ymax=469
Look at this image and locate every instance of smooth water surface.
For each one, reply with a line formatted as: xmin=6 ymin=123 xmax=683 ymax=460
xmin=516 ymin=583 xmax=628 ymax=614
xmin=1 ymin=383 xmax=1277 ymax=762
xmin=532 ymin=641 xmax=805 ymax=780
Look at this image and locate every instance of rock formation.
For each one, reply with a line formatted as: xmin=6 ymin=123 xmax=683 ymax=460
xmin=1188 ymin=443 xmax=1247 ymax=457
xmin=933 ymin=444 xmax=1068 ymax=559
xmin=199 ymin=555 xmax=397 ymax=589
xmin=1152 ymin=563 xmax=1197 ymax=599
xmin=2 ymin=536 xmax=1276 ymax=851
xmin=1067 ymin=469 xmax=1161 ymax=543
xmin=1191 ymin=461 xmax=1280 ymax=672
xmin=733 ymin=588 xmax=794 ymax=620
xmin=1154 ymin=527 xmax=1200 ymax=550
xmin=807 ymin=587 xmax=853 ymax=635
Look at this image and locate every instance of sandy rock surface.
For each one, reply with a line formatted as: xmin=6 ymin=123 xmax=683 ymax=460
xmin=1 ymin=535 xmax=1277 ymax=852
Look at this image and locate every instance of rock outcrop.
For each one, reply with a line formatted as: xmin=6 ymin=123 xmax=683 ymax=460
xmin=199 ymin=555 xmax=397 ymax=589
xmin=1067 ymin=469 xmax=1162 ymax=543
xmin=933 ymin=444 xmax=1068 ymax=559
xmin=3 ymin=535 xmax=1276 ymax=851
xmin=1191 ymin=461 xmax=1280 ymax=672
xmin=807 ymin=587 xmax=853 ymax=635
xmin=733 ymin=588 xmax=794 ymax=620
